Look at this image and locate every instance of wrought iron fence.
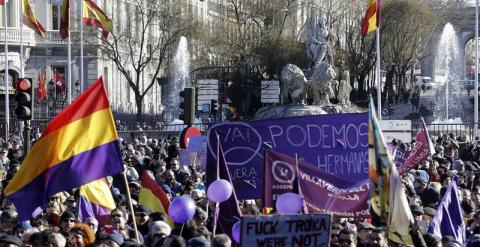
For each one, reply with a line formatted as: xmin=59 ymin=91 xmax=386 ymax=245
xmin=411 ymin=122 xmax=476 ymax=141
xmin=117 ymin=123 xmax=208 ymax=142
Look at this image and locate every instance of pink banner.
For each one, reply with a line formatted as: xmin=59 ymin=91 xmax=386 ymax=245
xmin=396 ymin=120 xmax=431 ymax=174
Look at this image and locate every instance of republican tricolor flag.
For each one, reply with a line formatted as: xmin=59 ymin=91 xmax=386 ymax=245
xmin=361 ymin=0 xmax=381 ymax=37
xmin=77 ymin=178 xmax=116 ymax=226
xmin=4 ymin=77 xmax=124 ymax=220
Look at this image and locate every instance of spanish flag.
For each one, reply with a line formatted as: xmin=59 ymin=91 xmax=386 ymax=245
xmin=59 ymin=0 xmax=69 ymax=40
xmin=361 ymin=0 xmax=380 ymax=37
xmin=5 ymin=77 xmax=124 ymax=220
xmin=77 ymin=178 xmax=116 ymax=226
xmin=138 ymin=171 xmax=170 ymax=215
xmin=83 ymin=0 xmax=112 ymax=38
xmin=22 ymin=0 xmax=46 ymax=38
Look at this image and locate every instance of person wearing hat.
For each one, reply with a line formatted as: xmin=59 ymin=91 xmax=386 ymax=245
xmin=148 ymin=221 xmax=171 ymax=247
xmin=414 ymin=170 xmax=440 ymax=208
xmin=423 ymin=207 xmax=436 ymax=223
xmin=100 ymin=231 xmax=125 ymax=247
xmin=0 ymin=234 xmax=23 ymax=247
xmin=12 ymin=221 xmax=31 ymax=239
xmin=133 ymin=205 xmax=151 ymax=236
xmin=356 ymin=222 xmax=374 ymax=247
xmin=68 ymin=224 xmax=95 ymax=247
xmin=60 ymin=211 xmax=77 ymax=236
xmin=187 ymin=236 xmax=210 ymax=247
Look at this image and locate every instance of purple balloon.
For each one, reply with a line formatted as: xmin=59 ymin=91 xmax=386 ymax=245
xmin=168 ymin=195 xmax=196 ymax=223
xmin=207 ymin=179 xmax=233 ymax=203
xmin=232 ymin=221 xmax=241 ymax=243
xmin=276 ymin=192 xmax=303 ymax=215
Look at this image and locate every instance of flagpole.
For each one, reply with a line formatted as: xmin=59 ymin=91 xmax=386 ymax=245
xmin=4 ymin=1 xmax=10 ymax=141
xmin=212 ymin=134 xmax=221 ymax=236
xmin=80 ymin=0 xmax=84 ymax=93
xmin=375 ymin=2 xmax=382 ymax=120
xmin=475 ymin=0 xmax=478 ymax=140
xmin=122 ymin=171 xmax=141 ymax=243
xmin=19 ymin=0 xmax=23 ymax=78
xmin=67 ymin=0 xmax=72 ymax=104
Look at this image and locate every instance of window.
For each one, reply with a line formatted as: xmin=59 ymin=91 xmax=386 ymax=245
xmin=51 ymin=5 xmax=60 ymax=30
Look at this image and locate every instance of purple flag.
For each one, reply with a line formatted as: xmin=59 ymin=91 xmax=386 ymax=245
xmin=428 ymin=177 xmax=465 ymax=245
xmin=215 ymin=142 xmax=243 ymax=239
xmin=387 ymin=119 xmax=431 ymax=174
xmin=264 ymin=149 xmax=370 ymax=218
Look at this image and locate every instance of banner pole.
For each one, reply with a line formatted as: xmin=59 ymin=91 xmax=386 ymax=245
xmin=67 ymin=0 xmax=72 ymax=104
xmin=4 ymin=1 xmax=10 ymax=141
xmin=80 ymin=0 xmax=84 ymax=92
xmin=122 ymin=172 xmax=140 ymax=243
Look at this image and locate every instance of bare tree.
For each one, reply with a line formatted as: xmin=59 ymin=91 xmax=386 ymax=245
xmin=96 ymin=0 xmax=196 ymax=118
xmin=381 ymin=0 xmax=436 ymax=90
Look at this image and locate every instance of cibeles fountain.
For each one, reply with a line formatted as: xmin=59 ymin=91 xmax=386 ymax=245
xmin=255 ymin=15 xmax=363 ymax=120
xmin=162 ymin=36 xmax=191 ymax=124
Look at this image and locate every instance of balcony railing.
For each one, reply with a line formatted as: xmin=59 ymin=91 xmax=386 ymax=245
xmin=0 ymin=27 xmax=98 ymax=46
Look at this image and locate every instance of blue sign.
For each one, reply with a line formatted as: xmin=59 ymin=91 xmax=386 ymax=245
xmin=241 ymin=214 xmax=331 ymax=247
xmin=207 ymin=113 xmax=368 ymax=199
xmin=187 ymin=136 xmax=208 ymax=153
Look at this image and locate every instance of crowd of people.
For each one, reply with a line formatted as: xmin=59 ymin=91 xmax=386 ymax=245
xmin=1 ymin=126 xmax=480 ymax=246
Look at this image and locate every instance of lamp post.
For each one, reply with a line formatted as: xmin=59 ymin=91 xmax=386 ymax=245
xmin=475 ymin=0 xmax=479 ymax=140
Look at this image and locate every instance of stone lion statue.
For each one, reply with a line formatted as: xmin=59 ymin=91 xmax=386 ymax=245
xmin=338 ymin=71 xmax=352 ymax=106
xmin=309 ymin=62 xmax=336 ymax=105
xmin=280 ymin=64 xmax=308 ymax=105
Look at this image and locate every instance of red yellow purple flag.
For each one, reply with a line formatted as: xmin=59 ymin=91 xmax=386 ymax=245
xmin=22 ymin=0 xmax=46 ymax=38
xmin=5 ymin=77 xmax=124 ymax=220
xmin=361 ymin=0 xmax=380 ymax=37
xmin=83 ymin=0 xmax=112 ymax=38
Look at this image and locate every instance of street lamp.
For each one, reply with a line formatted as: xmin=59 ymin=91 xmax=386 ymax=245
xmin=475 ymin=0 xmax=478 ymax=139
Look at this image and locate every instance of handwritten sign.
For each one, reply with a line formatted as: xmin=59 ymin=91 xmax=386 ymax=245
xmin=207 ymin=113 xmax=368 ymax=199
xmin=241 ymin=214 xmax=331 ymax=247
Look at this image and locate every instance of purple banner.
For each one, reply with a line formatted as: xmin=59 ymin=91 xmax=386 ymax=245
xmin=207 ymin=113 xmax=368 ymax=199
xmin=264 ymin=149 xmax=370 ymax=217
xmin=386 ymin=120 xmax=431 ymax=174
xmin=387 ymin=144 xmax=411 ymax=168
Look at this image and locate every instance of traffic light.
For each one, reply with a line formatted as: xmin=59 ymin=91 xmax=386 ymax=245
xmin=179 ymin=87 xmax=195 ymax=125
xmin=15 ymin=78 xmax=34 ymax=121
xmin=211 ymin=99 xmax=218 ymax=115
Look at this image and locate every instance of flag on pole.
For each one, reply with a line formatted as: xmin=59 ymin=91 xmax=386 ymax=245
xmin=37 ymin=70 xmax=47 ymax=100
xmin=55 ymin=70 xmax=67 ymax=92
xmin=361 ymin=0 xmax=380 ymax=37
xmin=22 ymin=0 xmax=46 ymax=38
xmin=368 ymin=99 xmax=391 ymax=220
xmin=369 ymin=99 xmax=414 ymax=245
xmin=59 ymin=0 xmax=70 ymax=40
xmin=0 ymin=0 xmax=5 ymax=6
xmin=388 ymin=163 xmax=414 ymax=245
xmin=77 ymin=178 xmax=116 ymax=226
xmin=428 ymin=177 xmax=466 ymax=245
xmin=214 ymin=141 xmax=242 ymax=240
xmin=82 ymin=0 xmax=112 ymax=38
xmin=4 ymin=77 xmax=124 ymax=220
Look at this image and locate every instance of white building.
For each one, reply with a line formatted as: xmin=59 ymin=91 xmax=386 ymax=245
xmin=0 ymin=0 xmax=169 ymax=118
